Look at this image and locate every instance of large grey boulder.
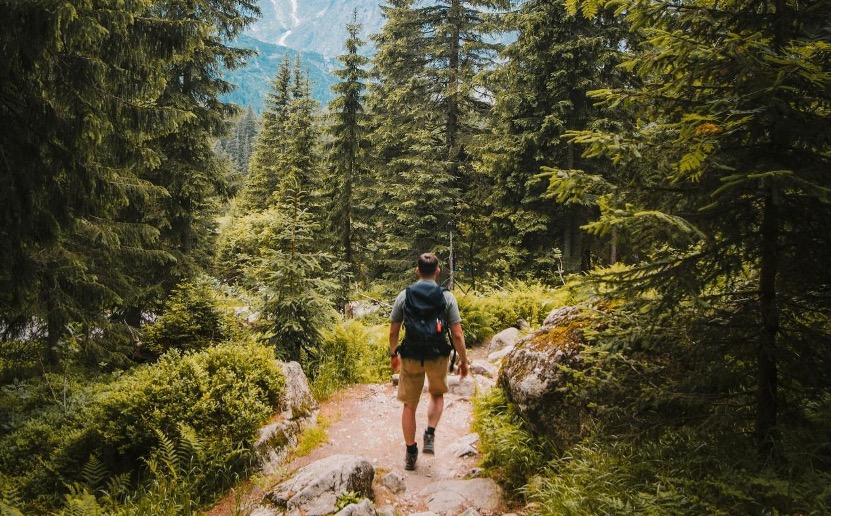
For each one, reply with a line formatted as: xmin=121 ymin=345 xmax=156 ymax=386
xmin=419 ymin=478 xmax=503 ymax=515
xmin=488 ymin=327 xmax=520 ymax=352
xmin=265 ymin=455 xmax=375 ymax=515
xmin=254 ymin=361 xmax=319 ymax=473
xmin=498 ymin=306 xmax=590 ymax=448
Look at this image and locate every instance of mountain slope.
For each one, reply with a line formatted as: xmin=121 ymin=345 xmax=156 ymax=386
xmin=245 ymin=0 xmax=385 ymax=57
xmin=222 ymin=35 xmax=339 ymax=112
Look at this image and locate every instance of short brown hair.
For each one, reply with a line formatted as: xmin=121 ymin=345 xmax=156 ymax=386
xmin=417 ymin=253 xmax=439 ymax=276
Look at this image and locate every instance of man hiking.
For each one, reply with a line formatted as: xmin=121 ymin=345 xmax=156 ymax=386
xmin=389 ymin=253 xmax=469 ymax=471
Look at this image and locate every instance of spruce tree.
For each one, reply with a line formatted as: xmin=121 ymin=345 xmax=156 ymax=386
xmin=479 ymin=0 xmax=629 ymax=278
xmin=369 ymin=0 xmax=511 ymax=280
xmin=556 ymin=0 xmax=830 ymax=457
xmin=239 ymin=56 xmax=293 ymax=212
xmin=0 ymin=0 xmax=259 ymax=364
xmin=325 ymin=11 xmax=371 ymax=305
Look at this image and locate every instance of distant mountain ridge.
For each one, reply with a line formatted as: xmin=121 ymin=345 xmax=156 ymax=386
xmin=244 ymin=0 xmax=386 ymax=58
xmin=222 ymin=35 xmax=340 ymax=113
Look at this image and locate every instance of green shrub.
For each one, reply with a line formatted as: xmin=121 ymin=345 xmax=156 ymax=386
xmin=307 ymin=321 xmax=391 ymax=400
xmin=453 ymin=294 xmax=495 ymax=347
xmin=526 ymin=430 xmax=831 ymax=516
xmin=0 ymin=341 xmax=284 ymax=512
xmin=473 ymin=388 xmax=545 ymax=495
xmin=142 ymin=277 xmax=227 ymax=356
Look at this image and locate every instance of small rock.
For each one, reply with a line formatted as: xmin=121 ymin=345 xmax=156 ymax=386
xmin=489 ymin=327 xmax=520 ymax=352
xmin=266 ymin=455 xmax=374 ymax=515
xmin=465 ymin=468 xmax=482 ymax=479
xmin=335 ymin=498 xmax=377 ymax=516
xmin=447 ymin=433 xmax=479 ymax=457
xmin=488 ymin=345 xmax=514 ymax=363
xmin=381 ymin=470 xmax=406 ymax=494
xmin=420 ymin=478 xmax=503 ymax=515
xmin=376 ymin=505 xmax=397 ymax=516
xmin=469 ymin=359 xmax=497 ymax=378
xmin=249 ymin=506 xmax=282 ymax=516
xmin=458 ymin=509 xmax=481 ymax=516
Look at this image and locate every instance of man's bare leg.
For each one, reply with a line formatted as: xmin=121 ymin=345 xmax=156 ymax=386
xmin=402 ymin=403 xmax=417 ymax=445
xmin=427 ymin=393 xmax=444 ymax=429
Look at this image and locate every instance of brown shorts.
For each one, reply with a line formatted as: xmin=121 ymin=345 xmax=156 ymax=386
xmin=397 ymin=356 xmax=449 ymax=407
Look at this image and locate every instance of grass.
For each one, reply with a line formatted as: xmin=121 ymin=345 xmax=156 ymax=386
xmin=289 ymin=414 xmax=331 ymax=459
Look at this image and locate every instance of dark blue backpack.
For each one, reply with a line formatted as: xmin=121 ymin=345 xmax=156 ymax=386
xmin=400 ymin=282 xmax=452 ymax=360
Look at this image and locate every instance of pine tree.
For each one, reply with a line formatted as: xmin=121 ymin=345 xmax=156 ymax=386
xmin=369 ymin=0 xmax=511 ymax=280
xmin=479 ymin=0 xmax=629 ymax=278
xmin=556 ymin=0 xmax=830 ymax=456
xmin=239 ymin=56 xmax=293 ymax=212
xmin=0 ymin=0 xmax=259 ymax=364
xmin=324 ymin=11 xmax=371 ymax=305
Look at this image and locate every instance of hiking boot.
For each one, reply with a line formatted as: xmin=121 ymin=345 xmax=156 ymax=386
xmin=423 ymin=430 xmax=435 ymax=454
xmin=405 ymin=447 xmax=418 ymax=470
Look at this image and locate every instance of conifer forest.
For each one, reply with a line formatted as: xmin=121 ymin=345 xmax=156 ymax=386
xmin=0 ymin=0 xmax=830 ymax=514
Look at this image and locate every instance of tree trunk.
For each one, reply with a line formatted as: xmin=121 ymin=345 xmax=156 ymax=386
xmin=44 ymin=276 xmax=62 ymax=366
xmin=757 ymin=191 xmax=780 ymax=457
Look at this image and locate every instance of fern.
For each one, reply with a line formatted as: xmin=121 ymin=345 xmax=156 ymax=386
xmin=0 ymin=477 xmax=24 ymax=516
xmin=80 ymin=455 xmax=109 ymax=492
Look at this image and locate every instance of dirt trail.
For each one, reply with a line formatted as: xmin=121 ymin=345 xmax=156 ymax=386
xmin=291 ymin=380 xmax=481 ymax=512
xmin=287 ymin=342 xmax=507 ymax=514
xmin=209 ymin=344 xmax=510 ymax=515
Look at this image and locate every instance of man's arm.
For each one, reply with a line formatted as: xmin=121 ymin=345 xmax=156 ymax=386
xmin=389 ymin=321 xmax=402 ymax=371
xmin=449 ymin=322 xmax=469 ymax=379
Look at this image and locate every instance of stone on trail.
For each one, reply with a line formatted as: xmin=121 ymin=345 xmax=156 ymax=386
xmin=447 ymin=433 xmax=479 ymax=458
xmin=265 ymin=454 xmax=375 ymax=515
xmin=419 ymin=478 xmax=503 ymax=515
xmin=381 ymin=470 xmax=406 ymax=494
xmin=468 ymin=359 xmax=497 ymax=378
xmin=335 ymin=498 xmax=377 ymax=516
xmin=488 ymin=327 xmax=520 ymax=352
xmin=488 ymin=345 xmax=514 ymax=363
xmin=248 ymin=506 xmax=282 ymax=516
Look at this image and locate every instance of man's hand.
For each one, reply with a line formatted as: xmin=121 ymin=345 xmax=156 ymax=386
xmin=390 ymin=355 xmax=401 ymax=372
xmin=457 ymin=360 xmax=468 ymax=380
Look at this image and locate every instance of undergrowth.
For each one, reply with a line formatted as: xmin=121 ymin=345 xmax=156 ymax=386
xmin=473 ymin=388 xmax=831 ymax=515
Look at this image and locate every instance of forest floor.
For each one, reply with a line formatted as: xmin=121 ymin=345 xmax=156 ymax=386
xmin=207 ymin=342 xmax=520 ymax=515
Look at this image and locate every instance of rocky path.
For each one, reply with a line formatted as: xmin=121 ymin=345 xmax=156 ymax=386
xmin=212 ymin=339 xmax=521 ymax=516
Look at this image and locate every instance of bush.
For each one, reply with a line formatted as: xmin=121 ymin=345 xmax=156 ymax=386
xmin=0 ymin=341 xmax=284 ymax=512
xmin=472 ymin=388 xmax=545 ymax=495
xmin=141 ymin=277 xmax=227 ymax=356
xmin=456 ymin=280 xmax=583 ymax=346
xmin=453 ymin=294 xmax=495 ymax=347
xmin=526 ymin=430 xmax=831 ymax=515
xmin=306 ymin=321 xmax=391 ymax=400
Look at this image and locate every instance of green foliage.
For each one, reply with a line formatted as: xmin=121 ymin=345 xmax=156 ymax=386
xmin=0 ymin=0 xmax=260 ymax=368
xmin=306 ymin=321 xmax=391 ymax=401
xmin=289 ymin=415 xmax=330 ymax=459
xmin=525 ymin=429 xmax=830 ymax=515
xmin=0 ymin=342 xmax=283 ymax=512
xmin=141 ymin=277 xmax=226 ymax=356
xmin=335 ymin=490 xmax=363 ymax=511
xmin=552 ymin=0 xmax=830 ymax=456
xmin=472 ymin=388 xmax=545 ymax=494
xmin=457 ymin=281 xmax=581 ymax=345
xmin=452 ymin=295 xmax=496 ymax=347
